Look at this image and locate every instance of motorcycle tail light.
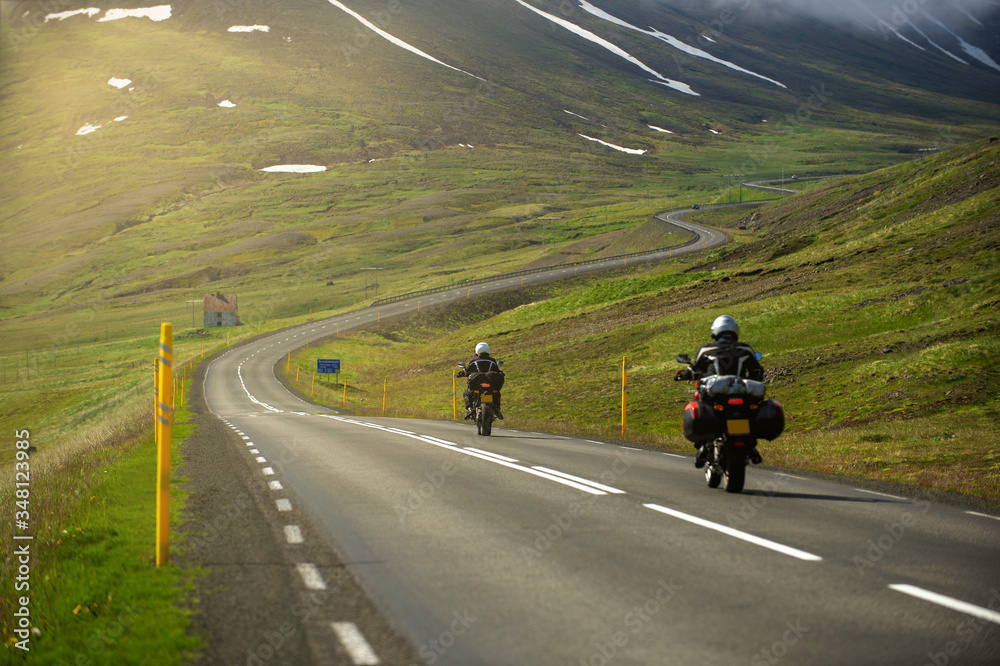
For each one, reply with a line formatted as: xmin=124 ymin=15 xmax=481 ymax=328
xmin=481 ymin=384 xmax=491 ymax=388
xmin=728 ymin=398 xmax=744 ymax=405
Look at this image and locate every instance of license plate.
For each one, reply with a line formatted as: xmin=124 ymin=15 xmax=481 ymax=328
xmin=727 ymin=419 xmax=751 ymax=435
xmin=481 ymin=394 xmax=493 ymax=403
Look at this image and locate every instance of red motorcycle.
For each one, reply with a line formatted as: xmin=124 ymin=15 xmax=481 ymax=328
xmin=676 ymin=354 xmax=784 ymax=493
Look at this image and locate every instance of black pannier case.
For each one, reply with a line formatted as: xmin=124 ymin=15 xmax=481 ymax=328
xmin=683 ymin=401 xmax=722 ymax=442
xmin=753 ymin=399 xmax=785 ymax=441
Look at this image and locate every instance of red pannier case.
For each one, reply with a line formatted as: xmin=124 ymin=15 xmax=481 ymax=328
xmin=683 ymin=401 xmax=722 ymax=443
xmin=753 ymin=399 xmax=785 ymax=441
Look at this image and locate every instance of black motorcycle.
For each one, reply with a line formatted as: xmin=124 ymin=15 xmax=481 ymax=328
xmin=676 ymin=354 xmax=784 ymax=493
xmin=458 ymin=363 xmax=504 ymax=437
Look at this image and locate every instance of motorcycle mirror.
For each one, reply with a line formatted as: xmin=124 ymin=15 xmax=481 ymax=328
xmin=458 ymin=362 xmax=465 ymax=368
xmin=755 ymin=352 xmax=762 ymax=361
xmin=498 ymin=361 xmax=504 ymax=367
xmin=676 ymin=354 xmax=691 ymax=364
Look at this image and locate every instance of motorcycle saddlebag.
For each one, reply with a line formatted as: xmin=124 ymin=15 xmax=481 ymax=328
xmin=683 ymin=401 xmax=722 ymax=443
xmin=753 ymin=399 xmax=785 ymax=441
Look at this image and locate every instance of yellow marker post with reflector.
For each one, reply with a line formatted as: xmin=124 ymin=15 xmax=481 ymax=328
xmin=621 ymin=356 xmax=628 ymax=438
xmin=155 ymin=323 xmax=173 ymax=567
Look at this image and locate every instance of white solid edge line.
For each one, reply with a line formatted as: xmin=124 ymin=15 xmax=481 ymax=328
xmin=853 ymin=488 xmax=906 ymax=500
xmin=296 ymin=563 xmax=326 ymax=590
xmin=889 ymin=584 xmax=1000 ymax=625
xmin=317 ymin=417 xmax=606 ymax=495
xmin=966 ymin=511 xmax=1000 ymax=521
xmin=532 ymin=466 xmax=625 ymax=494
xmin=331 ymin=622 xmax=381 ymax=665
xmin=643 ymin=503 xmax=823 ymax=561
xmin=284 ymin=525 xmax=304 ymax=544
xmin=465 ymin=447 xmax=519 ymax=462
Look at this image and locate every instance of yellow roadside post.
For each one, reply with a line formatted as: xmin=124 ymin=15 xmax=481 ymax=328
xmin=296 ymin=366 xmax=300 ymax=382
xmin=155 ymin=323 xmax=173 ymax=567
xmin=343 ymin=381 xmax=347 ymax=407
xmin=311 ymin=372 xmax=316 ymax=396
xmin=621 ymin=356 xmax=628 ymax=438
xmin=382 ymin=378 xmax=388 ymax=416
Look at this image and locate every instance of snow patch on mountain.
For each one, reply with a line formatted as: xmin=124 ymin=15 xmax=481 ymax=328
xmin=260 ymin=165 xmax=327 ymax=173
xmin=324 ymin=1 xmax=485 ymax=82
xmin=512 ymin=0 xmax=698 ymax=96
xmin=577 ymin=1 xmax=786 ymax=89
xmin=578 ymin=134 xmax=647 ymax=155
xmin=108 ymin=77 xmax=131 ymax=89
xmin=648 ymin=125 xmax=673 ymax=133
xmin=906 ymin=20 xmax=969 ymax=63
xmin=229 ymin=25 xmax=270 ymax=33
xmin=98 ymin=6 xmax=172 ymax=22
xmin=922 ymin=11 xmax=1000 ymax=71
xmin=45 ymin=8 xmax=101 ymax=22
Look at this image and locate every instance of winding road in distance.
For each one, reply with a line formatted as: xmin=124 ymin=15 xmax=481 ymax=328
xmin=199 ymin=209 xmax=1000 ymax=664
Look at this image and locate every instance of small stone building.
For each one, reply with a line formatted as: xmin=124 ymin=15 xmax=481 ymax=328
xmin=204 ymin=293 xmax=241 ymax=327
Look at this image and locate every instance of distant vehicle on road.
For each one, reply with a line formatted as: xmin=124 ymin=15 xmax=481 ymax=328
xmin=691 ymin=203 xmax=700 ymax=209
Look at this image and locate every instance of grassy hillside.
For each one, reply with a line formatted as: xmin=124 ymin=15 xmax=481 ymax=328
xmin=289 ymin=136 xmax=1000 ymax=502
xmin=0 ymin=1 xmax=997 ymax=491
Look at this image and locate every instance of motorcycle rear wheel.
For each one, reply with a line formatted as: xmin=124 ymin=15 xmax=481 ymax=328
xmin=724 ymin=450 xmax=746 ymax=493
xmin=477 ymin=408 xmax=493 ymax=436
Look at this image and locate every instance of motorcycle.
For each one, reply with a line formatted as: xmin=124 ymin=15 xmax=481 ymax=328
xmin=458 ymin=362 xmax=504 ymax=437
xmin=675 ymin=353 xmax=784 ymax=493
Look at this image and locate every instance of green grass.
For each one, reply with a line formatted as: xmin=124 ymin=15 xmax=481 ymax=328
xmin=0 ymin=396 xmax=199 ymax=663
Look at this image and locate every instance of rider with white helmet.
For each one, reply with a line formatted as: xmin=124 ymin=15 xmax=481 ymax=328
xmin=675 ymin=315 xmax=764 ymax=466
xmin=458 ymin=342 xmax=504 ymax=420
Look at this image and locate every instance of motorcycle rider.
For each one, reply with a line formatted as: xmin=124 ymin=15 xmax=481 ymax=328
xmin=457 ymin=342 xmax=504 ymax=420
xmin=675 ymin=315 xmax=763 ymax=467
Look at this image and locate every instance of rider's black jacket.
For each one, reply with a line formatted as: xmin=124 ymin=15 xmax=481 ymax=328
xmin=461 ymin=353 xmax=501 ymax=375
xmin=679 ymin=335 xmax=763 ymax=381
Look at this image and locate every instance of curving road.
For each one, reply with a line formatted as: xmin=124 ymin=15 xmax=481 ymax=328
xmin=198 ymin=211 xmax=1000 ymax=664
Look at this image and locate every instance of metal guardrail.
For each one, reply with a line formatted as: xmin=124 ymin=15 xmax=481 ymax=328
xmin=366 ymin=200 xmax=779 ymax=308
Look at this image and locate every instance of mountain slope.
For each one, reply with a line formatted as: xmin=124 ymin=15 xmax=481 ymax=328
xmin=0 ymin=0 xmax=998 ymax=332
xmin=313 ymin=135 xmax=1000 ymax=499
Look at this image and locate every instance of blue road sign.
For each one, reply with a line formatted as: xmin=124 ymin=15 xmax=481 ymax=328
xmin=318 ymin=359 xmax=341 ymax=374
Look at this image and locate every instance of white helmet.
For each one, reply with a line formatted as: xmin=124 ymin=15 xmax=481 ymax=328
xmin=711 ymin=315 xmax=739 ymax=340
xmin=475 ymin=342 xmax=490 ymax=355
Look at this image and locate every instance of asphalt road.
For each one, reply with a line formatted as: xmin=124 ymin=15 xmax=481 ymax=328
xmin=196 ymin=211 xmax=1000 ymax=664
